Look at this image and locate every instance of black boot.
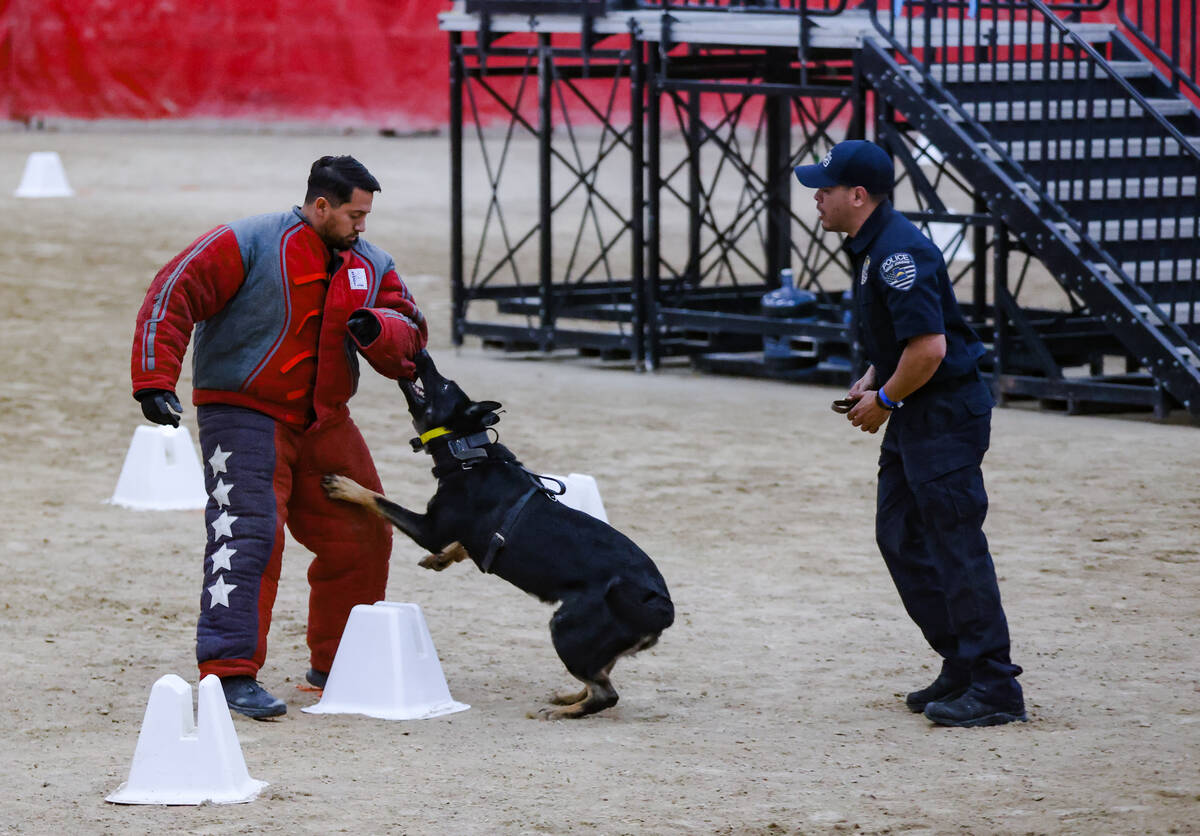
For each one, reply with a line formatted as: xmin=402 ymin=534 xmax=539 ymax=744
xmin=905 ymin=671 xmax=969 ymax=713
xmin=305 ymin=668 xmax=328 ymax=689
xmin=221 ymin=675 xmax=287 ymax=719
xmin=924 ymin=685 xmax=1027 ymax=727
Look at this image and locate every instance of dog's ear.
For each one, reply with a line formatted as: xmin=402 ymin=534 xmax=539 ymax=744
xmin=462 ymin=400 xmax=502 ymax=427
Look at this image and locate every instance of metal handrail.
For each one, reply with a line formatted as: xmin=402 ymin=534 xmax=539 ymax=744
xmin=638 ymin=0 xmax=1102 ymax=10
xmin=866 ymin=0 xmax=1200 ymax=348
xmin=1025 ymin=0 xmax=1200 ymax=161
xmin=636 ymin=0 xmax=847 ymax=14
xmin=868 ymin=0 xmax=1199 ymax=207
xmin=1119 ymin=0 xmax=1200 ymax=102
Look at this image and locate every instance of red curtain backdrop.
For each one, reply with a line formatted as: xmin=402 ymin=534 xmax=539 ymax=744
xmin=0 ymin=1 xmax=1189 ymax=126
xmin=2 ymin=0 xmax=451 ymax=128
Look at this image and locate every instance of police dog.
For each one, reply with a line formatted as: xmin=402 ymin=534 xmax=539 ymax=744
xmin=322 ymin=351 xmax=673 ymax=719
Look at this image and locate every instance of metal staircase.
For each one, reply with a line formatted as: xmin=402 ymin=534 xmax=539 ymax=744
xmin=863 ymin=0 xmax=1200 ymax=417
xmin=440 ymin=0 xmax=1200 ymax=419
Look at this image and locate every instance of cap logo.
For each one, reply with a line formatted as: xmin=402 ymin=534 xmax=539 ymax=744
xmin=880 ymin=252 xmax=916 ymax=291
xmin=820 ymin=149 xmax=834 ymax=168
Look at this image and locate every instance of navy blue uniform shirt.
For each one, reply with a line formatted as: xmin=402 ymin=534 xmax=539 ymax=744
xmin=844 ymin=201 xmax=985 ymax=386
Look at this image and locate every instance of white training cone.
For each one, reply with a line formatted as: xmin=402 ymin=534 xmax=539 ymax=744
xmin=543 ymin=473 xmax=608 ymax=523
xmin=304 ymin=602 xmax=469 ymax=721
xmin=107 ymin=674 xmax=267 ymax=805
xmin=110 ymin=424 xmax=208 ymax=510
xmin=14 ymin=151 xmax=74 ymax=197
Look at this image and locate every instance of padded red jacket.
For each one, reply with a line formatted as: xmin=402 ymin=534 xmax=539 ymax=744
xmin=132 ymin=207 xmax=427 ymax=428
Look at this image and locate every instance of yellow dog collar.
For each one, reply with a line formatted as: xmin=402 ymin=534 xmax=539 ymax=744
xmin=418 ymin=426 xmax=452 ymax=445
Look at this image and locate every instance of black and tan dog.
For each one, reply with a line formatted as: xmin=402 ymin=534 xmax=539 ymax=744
xmin=322 ymin=351 xmax=673 ymax=719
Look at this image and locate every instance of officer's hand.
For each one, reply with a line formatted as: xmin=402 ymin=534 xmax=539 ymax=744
xmin=347 ymin=310 xmax=382 ymax=345
xmin=136 ymin=389 xmax=183 ymax=427
xmin=847 ymin=392 xmax=890 ymax=434
xmin=848 ymin=369 xmax=876 ymax=400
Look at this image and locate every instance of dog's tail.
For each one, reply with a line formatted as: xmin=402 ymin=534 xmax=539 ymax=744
xmin=604 ymin=577 xmax=675 ymax=635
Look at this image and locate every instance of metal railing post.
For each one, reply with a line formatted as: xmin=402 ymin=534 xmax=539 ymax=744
xmin=631 ymin=28 xmax=647 ymax=369
xmin=450 ymin=31 xmax=466 ymax=346
xmin=538 ymin=32 xmax=554 ymax=347
xmin=647 ymin=40 xmax=663 ymax=369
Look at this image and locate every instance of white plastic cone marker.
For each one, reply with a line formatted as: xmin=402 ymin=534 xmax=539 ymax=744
xmin=304 ymin=602 xmax=469 ymax=720
xmin=542 ymin=473 xmax=608 ymax=523
xmin=110 ymin=425 xmax=208 ymax=510
xmin=14 ymin=151 xmax=74 ymax=197
xmin=107 ymin=674 xmax=267 ymax=805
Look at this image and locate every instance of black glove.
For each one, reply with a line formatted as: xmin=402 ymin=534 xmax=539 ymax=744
xmin=135 ymin=389 xmax=183 ymax=427
xmin=347 ymin=310 xmax=382 ymax=345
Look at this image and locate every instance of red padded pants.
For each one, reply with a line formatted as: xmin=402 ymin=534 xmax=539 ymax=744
xmin=195 ymin=404 xmax=391 ymax=678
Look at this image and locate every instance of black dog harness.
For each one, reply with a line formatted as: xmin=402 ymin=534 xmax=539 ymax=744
xmin=479 ymin=485 xmax=538 ymax=573
xmin=412 ymin=427 xmax=565 ymax=574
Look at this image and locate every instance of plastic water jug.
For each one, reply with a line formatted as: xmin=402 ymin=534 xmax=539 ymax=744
xmin=761 ymin=268 xmax=817 ymax=360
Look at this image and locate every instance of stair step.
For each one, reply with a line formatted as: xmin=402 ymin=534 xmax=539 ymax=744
xmin=1059 ymin=216 xmax=1199 ymax=240
xmin=989 ymin=135 xmax=1200 ymax=161
xmin=1036 ymin=175 xmax=1197 ymax=201
xmin=1092 ymin=260 xmax=1199 ymax=282
xmin=886 ymin=20 xmax=1114 ymax=49
xmin=952 ymin=98 xmax=1192 ymax=122
xmin=1134 ymin=301 xmax=1200 ymax=326
xmin=916 ymin=60 xmax=1152 ymax=84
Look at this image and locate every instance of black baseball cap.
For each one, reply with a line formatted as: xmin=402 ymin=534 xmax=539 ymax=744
xmin=793 ymin=140 xmax=894 ymax=195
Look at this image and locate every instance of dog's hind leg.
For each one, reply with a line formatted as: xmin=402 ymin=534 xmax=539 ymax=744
xmin=536 ymin=597 xmax=628 ymax=719
xmin=548 ymin=685 xmax=589 ymax=706
xmin=535 ymin=670 xmax=618 ymax=720
xmin=547 ymin=654 xmax=620 ymax=706
xmin=536 ymin=584 xmax=670 ymax=719
xmin=542 ymin=630 xmax=670 ymax=718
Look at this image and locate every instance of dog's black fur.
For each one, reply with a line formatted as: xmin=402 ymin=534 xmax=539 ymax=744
xmin=322 ymin=351 xmax=673 ymax=719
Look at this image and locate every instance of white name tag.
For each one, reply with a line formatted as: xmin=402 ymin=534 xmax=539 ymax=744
xmin=348 ymin=268 xmax=368 ymax=290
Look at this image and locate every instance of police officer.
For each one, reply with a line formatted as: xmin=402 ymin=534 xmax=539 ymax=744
xmin=794 ymin=140 xmax=1025 ymax=727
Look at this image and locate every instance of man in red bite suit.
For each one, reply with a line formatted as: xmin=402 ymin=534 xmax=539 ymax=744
xmin=131 ymin=156 xmax=427 ymax=719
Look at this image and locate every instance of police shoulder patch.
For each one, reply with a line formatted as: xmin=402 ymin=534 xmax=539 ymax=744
xmin=880 ymin=252 xmax=917 ymax=291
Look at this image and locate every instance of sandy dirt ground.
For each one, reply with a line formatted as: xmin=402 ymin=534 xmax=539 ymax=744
xmin=1 ymin=129 xmax=1198 ymax=835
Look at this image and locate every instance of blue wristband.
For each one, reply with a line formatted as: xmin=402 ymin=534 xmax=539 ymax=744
xmin=877 ymin=387 xmax=900 ymax=409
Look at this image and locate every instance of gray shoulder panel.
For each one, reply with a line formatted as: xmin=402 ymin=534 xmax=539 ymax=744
xmin=227 ymin=211 xmax=301 ymax=273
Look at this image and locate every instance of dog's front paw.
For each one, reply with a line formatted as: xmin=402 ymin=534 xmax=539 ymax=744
xmin=321 ymin=474 xmax=353 ymax=501
xmin=419 ymin=541 xmax=469 ymax=571
xmin=419 ymin=552 xmax=455 ymax=571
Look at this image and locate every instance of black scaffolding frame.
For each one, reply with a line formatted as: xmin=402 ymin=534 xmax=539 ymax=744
xmin=448 ymin=26 xmax=649 ymax=362
xmin=444 ymin=0 xmax=1200 ymax=418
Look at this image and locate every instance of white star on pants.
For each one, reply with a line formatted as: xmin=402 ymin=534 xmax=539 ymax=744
xmin=208 ymin=575 xmax=237 ymax=608
xmin=211 ymin=478 xmax=234 ymax=507
xmin=210 ymin=543 xmax=237 ymax=573
xmin=208 ymin=445 xmax=232 ymax=476
xmin=211 ymin=510 xmax=238 ymax=541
